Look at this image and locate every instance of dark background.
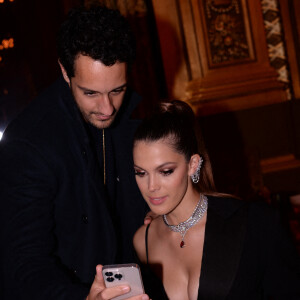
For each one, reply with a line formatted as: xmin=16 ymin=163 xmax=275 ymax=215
xmin=0 ymin=0 xmax=167 ymax=132
xmin=1 ymin=0 xmax=300 ymax=249
xmin=0 ymin=0 xmax=80 ymax=131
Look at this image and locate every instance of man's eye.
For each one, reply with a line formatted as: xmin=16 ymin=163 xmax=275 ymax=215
xmin=161 ymin=169 xmax=174 ymax=176
xmin=110 ymin=88 xmax=125 ymax=95
xmin=134 ymin=170 xmax=146 ymax=177
xmin=84 ymin=91 xmax=96 ymax=96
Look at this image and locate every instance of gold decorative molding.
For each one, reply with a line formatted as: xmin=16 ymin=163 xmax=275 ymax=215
xmin=260 ymin=154 xmax=300 ymax=174
xmin=151 ymin=0 xmax=288 ymax=115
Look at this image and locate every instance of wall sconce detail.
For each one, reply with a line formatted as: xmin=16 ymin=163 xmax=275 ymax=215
xmin=0 ymin=38 xmax=14 ymax=63
xmin=0 ymin=0 xmax=15 ymax=3
xmin=0 ymin=38 xmax=14 ymax=49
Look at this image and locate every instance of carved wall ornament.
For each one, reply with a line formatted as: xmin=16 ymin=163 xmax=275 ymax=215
xmin=203 ymin=0 xmax=250 ymax=65
xmin=205 ymin=0 xmax=240 ymax=18
xmin=261 ymin=0 xmax=291 ymax=98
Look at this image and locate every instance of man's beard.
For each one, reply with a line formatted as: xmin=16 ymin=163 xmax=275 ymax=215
xmin=83 ymin=110 xmax=117 ymax=129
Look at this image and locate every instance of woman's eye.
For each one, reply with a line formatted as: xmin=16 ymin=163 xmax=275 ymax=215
xmin=161 ymin=169 xmax=174 ymax=176
xmin=134 ymin=170 xmax=146 ymax=177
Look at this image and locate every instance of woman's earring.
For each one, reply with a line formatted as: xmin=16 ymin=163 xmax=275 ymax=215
xmin=191 ymin=157 xmax=203 ymax=184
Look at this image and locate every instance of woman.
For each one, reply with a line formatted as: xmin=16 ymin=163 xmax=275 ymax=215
xmin=133 ymin=100 xmax=300 ymax=299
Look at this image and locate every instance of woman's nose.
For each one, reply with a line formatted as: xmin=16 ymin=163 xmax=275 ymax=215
xmin=148 ymin=175 xmax=160 ymax=192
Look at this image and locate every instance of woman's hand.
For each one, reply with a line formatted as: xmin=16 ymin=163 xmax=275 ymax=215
xmin=143 ymin=211 xmax=158 ymax=225
xmin=86 ymin=265 xmax=149 ymax=300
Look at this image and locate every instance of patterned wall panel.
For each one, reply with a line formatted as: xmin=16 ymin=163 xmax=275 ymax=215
xmin=261 ymin=0 xmax=291 ymax=98
xmin=204 ymin=0 xmax=253 ymax=66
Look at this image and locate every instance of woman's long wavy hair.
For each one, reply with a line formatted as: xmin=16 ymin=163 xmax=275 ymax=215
xmin=133 ymin=100 xmax=219 ymax=195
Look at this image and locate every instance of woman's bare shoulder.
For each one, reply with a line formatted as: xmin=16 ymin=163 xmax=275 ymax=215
xmin=133 ymin=224 xmax=148 ymax=263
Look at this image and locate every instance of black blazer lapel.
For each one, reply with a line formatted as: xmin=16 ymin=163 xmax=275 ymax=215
xmin=198 ymin=197 xmax=248 ymax=299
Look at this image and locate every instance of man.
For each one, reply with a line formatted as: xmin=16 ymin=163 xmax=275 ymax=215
xmin=0 ymin=5 xmax=150 ymax=300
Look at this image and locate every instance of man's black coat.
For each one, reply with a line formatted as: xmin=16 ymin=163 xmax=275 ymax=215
xmin=0 ymin=77 xmax=148 ymax=299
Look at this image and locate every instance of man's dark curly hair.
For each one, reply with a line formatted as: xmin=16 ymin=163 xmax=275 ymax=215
xmin=57 ymin=5 xmax=136 ymax=78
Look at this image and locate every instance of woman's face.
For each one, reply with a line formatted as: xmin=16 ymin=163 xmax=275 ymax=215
xmin=133 ymin=139 xmax=196 ymax=216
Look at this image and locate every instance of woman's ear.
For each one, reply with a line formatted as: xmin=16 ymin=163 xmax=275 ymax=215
xmin=58 ymin=60 xmax=71 ymax=86
xmin=188 ymin=154 xmax=201 ymax=176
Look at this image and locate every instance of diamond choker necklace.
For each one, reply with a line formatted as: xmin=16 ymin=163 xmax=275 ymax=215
xmin=163 ymin=194 xmax=208 ymax=248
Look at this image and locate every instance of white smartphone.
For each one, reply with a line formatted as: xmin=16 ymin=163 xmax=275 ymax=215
xmin=102 ymin=263 xmax=145 ymax=300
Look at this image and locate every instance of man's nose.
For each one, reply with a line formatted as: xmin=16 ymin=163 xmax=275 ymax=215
xmin=98 ymin=94 xmax=114 ymax=116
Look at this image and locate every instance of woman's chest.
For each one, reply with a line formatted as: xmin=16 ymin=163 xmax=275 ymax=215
xmin=148 ymin=230 xmax=205 ymax=299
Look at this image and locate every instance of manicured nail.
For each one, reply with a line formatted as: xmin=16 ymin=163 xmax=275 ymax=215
xmin=142 ymin=296 xmax=149 ymax=300
xmin=121 ymin=286 xmax=130 ymax=292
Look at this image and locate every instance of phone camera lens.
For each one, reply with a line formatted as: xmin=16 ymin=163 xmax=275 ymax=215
xmin=105 ymin=272 xmax=113 ymax=276
xmin=114 ymin=274 xmax=122 ymax=280
xmin=107 ymin=277 xmax=114 ymax=282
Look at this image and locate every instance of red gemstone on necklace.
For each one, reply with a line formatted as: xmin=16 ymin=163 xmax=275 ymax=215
xmin=180 ymin=241 xmax=185 ymax=248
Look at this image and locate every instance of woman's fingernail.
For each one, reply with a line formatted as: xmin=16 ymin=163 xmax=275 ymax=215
xmin=121 ymin=286 xmax=130 ymax=292
xmin=142 ymin=296 xmax=149 ymax=300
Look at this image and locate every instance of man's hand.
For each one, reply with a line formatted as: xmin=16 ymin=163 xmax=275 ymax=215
xmin=86 ymin=265 xmax=149 ymax=300
xmin=144 ymin=211 xmax=158 ymax=225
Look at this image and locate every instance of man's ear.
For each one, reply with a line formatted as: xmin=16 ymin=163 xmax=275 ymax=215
xmin=188 ymin=154 xmax=201 ymax=176
xmin=58 ymin=60 xmax=70 ymax=86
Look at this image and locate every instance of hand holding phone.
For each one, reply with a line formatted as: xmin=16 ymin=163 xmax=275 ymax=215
xmin=102 ymin=263 xmax=145 ymax=300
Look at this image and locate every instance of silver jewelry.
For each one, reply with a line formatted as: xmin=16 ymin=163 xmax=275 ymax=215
xmin=191 ymin=157 xmax=203 ymax=184
xmin=163 ymin=194 xmax=208 ymax=248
